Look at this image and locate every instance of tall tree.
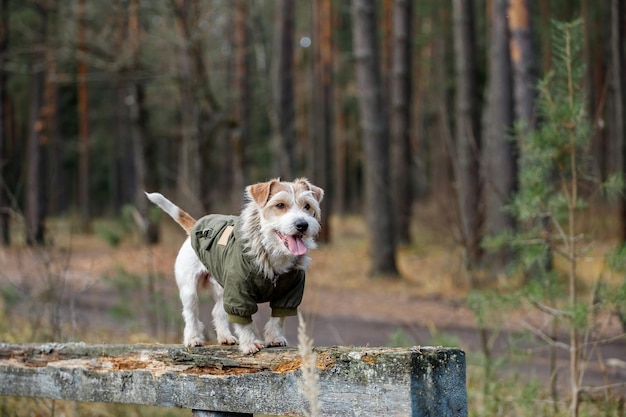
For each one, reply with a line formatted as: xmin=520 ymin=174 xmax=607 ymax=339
xmin=452 ymin=0 xmax=482 ymax=267
xmin=582 ymin=1 xmax=609 ymax=182
xmin=508 ymin=0 xmax=551 ymax=282
xmin=508 ymin=0 xmax=536 ymax=130
xmin=111 ymin=0 xmax=134 ymax=210
xmin=77 ymin=0 xmax=90 ymax=231
xmin=44 ymin=11 xmax=59 ymax=216
xmin=311 ymin=0 xmax=334 ymax=243
xmin=25 ymin=4 xmax=48 ymax=245
xmin=128 ymin=0 xmax=158 ymax=244
xmin=0 ymin=0 xmax=9 ymax=245
xmin=483 ymin=0 xmax=516 ymax=269
xmin=352 ymin=0 xmax=399 ymax=277
xmin=120 ymin=0 xmax=136 ymax=206
xmin=381 ymin=0 xmax=393 ymax=97
xmin=173 ymin=0 xmax=203 ymax=215
xmin=271 ymin=0 xmax=296 ymax=179
xmin=173 ymin=0 xmax=226 ymax=213
xmin=538 ymin=0 xmax=551 ymax=74
xmin=232 ymin=0 xmax=251 ymax=204
xmin=429 ymin=4 xmax=455 ymax=204
xmin=611 ymin=0 xmax=626 ymax=241
xmin=390 ymin=0 xmax=412 ymax=245
xmin=331 ymin=5 xmax=355 ymax=215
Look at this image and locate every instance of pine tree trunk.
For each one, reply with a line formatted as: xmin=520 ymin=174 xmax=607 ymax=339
xmin=26 ymin=6 xmax=48 ymax=246
xmin=381 ymin=0 xmax=393 ymax=100
xmin=583 ymin=1 xmax=609 ymax=182
xmin=538 ymin=0 xmax=551 ymax=74
xmin=44 ymin=34 xmax=59 ymax=216
xmin=173 ymin=0 xmax=203 ymax=215
xmin=232 ymin=0 xmax=251 ymax=205
xmin=311 ymin=0 xmax=334 ymax=243
xmin=610 ymin=0 xmax=626 ymax=241
xmin=508 ymin=0 xmax=536 ymax=130
xmin=77 ymin=0 xmax=90 ymax=231
xmin=334 ymin=86 xmax=346 ymax=215
xmin=430 ymin=6 xmax=455 ymax=203
xmin=484 ymin=0 xmax=516 ymax=269
xmin=331 ymin=7 xmax=352 ymax=215
xmin=0 ymin=0 xmax=9 ymax=245
xmin=272 ymin=0 xmax=296 ymax=179
xmin=128 ymin=0 xmax=158 ymax=244
xmin=390 ymin=0 xmax=412 ymax=245
xmin=452 ymin=0 xmax=482 ymax=267
xmin=352 ymin=0 xmax=398 ymax=277
xmin=26 ymin=78 xmax=46 ymax=245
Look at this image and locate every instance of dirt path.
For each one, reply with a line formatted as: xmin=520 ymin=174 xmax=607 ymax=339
xmin=296 ymin=286 xmax=626 ymax=391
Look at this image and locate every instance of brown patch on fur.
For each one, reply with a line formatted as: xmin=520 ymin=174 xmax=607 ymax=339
xmin=270 ymin=181 xmax=293 ymax=197
xmin=247 ymin=179 xmax=279 ymax=207
xmin=295 ymin=178 xmax=324 ymax=203
xmin=197 ymin=272 xmax=210 ymax=289
xmin=177 ymin=209 xmax=197 ymax=232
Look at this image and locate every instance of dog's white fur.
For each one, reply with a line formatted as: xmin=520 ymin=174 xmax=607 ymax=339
xmin=146 ymin=178 xmax=323 ymax=354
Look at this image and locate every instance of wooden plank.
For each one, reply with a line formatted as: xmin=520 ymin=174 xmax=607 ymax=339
xmin=192 ymin=411 xmax=251 ymax=417
xmin=0 ymin=343 xmax=467 ymax=417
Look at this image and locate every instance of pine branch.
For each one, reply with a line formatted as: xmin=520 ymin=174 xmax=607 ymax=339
xmin=579 ymin=382 xmax=626 ymax=393
xmin=528 ymin=297 xmax=573 ymax=319
xmin=521 ymin=320 xmax=570 ymax=351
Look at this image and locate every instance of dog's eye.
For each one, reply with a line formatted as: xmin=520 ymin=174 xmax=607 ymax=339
xmin=275 ymin=203 xmax=285 ymax=209
xmin=303 ymin=204 xmax=311 ymax=211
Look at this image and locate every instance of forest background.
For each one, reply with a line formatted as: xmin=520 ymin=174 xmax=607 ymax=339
xmin=1 ymin=0 xmax=626 ymax=274
xmin=0 ymin=0 xmax=626 ymax=416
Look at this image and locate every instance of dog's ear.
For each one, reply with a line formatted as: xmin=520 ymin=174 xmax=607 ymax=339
xmin=309 ymin=184 xmax=324 ymax=203
xmin=296 ymin=178 xmax=324 ymax=203
xmin=247 ymin=179 xmax=280 ymax=207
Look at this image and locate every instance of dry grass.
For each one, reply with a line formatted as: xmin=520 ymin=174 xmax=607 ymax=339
xmin=310 ymin=214 xmax=468 ymax=299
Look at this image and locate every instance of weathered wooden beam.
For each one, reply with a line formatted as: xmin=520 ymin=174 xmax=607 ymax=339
xmin=192 ymin=411 xmax=251 ymax=417
xmin=0 ymin=343 xmax=467 ymax=417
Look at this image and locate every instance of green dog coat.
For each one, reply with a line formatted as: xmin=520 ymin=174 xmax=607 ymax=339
xmin=190 ymin=214 xmax=305 ymax=325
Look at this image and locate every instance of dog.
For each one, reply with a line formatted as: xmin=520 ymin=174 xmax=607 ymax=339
xmin=146 ymin=178 xmax=324 ymax=354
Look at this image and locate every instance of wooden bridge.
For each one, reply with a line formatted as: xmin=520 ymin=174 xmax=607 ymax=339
xmin=0 ymin=342 xmax=467 ymax=417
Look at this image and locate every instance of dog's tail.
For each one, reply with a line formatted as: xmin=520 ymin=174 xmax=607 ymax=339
xmin=145 ymin=192 xmax=196 ymax=233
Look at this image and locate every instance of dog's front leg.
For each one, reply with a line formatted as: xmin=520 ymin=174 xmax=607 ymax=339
xmin=264 ymin=316 xmax=287 ymax=347
xmin=212 ymin=302 xmax=237 ymax=345
xmin=233 ymin=323 xmax=264 ymax=354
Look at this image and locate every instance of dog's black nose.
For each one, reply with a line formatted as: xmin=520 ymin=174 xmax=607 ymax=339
xmin=295 ymin=220 xmax=309 ymax=233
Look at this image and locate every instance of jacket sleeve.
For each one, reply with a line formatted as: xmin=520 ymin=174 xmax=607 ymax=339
xmin=222 ymin=270 xmax=259 ymax=324
xmin=269 ymin=270 xmax=305 ymax=317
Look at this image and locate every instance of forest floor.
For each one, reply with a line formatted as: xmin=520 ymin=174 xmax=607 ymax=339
xmin=1 ymin=210 xmax=625 ymax=408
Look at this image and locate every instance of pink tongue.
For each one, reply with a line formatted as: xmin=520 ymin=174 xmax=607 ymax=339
xmin=286 ymin=235 xmax=307 ymax=256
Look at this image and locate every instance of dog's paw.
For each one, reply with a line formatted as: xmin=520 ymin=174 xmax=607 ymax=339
xmin=217 ymin=335 xmax=238 ymax=345
xmin=265 ymin=336 xmax=288 ymax=347
xmin=184 ymin=336 xmax=205 ymax=347
xmin=239 ymin=340 xmax=264 ymax=355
